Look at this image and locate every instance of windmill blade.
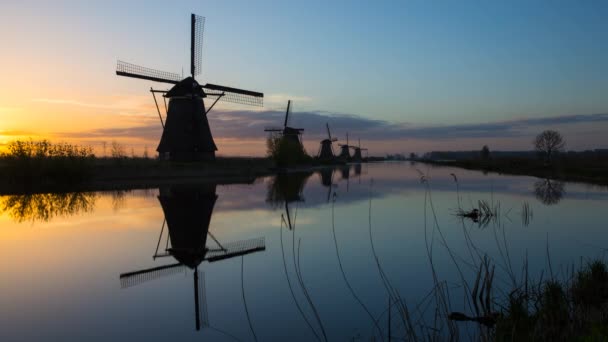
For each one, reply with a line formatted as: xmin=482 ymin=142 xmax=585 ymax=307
xmin=206 ymin=237 xmax=265 ymax=262
xmin=203 ymin=84 xmax=263 ymax=107
xmin=326 ymin=123 xmax=332 ymax=140
xmin=191 ymin=14 xmax=205 ymax=78
xmin=331 ymin=138 xmax=338 ymax=142
xmin=116 ymin=60 xmax=181 ymax=84
xmin=119 ymin=263 xmax=185 ymax=289
xmin=284 ymin=100 xmax=292 ymax=127
xmin=199 ymin=271 xmax=210 ymax=328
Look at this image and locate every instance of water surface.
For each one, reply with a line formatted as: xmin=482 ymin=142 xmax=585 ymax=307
xmin=1 ymin=162 xmax=607 ymax=341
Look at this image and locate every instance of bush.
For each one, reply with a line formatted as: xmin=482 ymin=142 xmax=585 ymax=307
xmin=266 ymin=135 xmax=311 ymax=167
xmin=1 ymin=139 xmax=95 ymax=186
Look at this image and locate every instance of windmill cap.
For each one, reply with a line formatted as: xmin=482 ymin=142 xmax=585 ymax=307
xmin=165 ymin=76 xmax=205 ymax=98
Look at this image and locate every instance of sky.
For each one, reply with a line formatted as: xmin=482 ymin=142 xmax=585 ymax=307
xmin=1 ymin=0 xmax=607 ymax=156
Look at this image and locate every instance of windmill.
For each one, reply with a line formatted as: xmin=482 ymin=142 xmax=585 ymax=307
xmin=119 ymin=184 xmax=266 ymax=331
xmin=350 ymin=139 xmax=369 ymax=162
xmin=264 ymin=100 xmax=304 ymax=147
xmin=116 ymin=14 xmax=264 ymax=161
xmin=338 ymin=133 xmax=352 ymax=161
xmin=317 ymin=123 xmax=338 ymax=161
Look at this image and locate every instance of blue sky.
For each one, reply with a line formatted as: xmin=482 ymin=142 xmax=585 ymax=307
xmin=1 ymin=0 xmax=607 ymax=154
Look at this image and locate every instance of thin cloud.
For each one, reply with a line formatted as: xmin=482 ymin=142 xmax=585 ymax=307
xmin=68 ymin=110 xmax=608 ymax=144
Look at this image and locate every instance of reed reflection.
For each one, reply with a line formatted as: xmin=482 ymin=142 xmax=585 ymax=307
xmin=120 ymin=183 xmax=266 ymax=332
xmin=1 ymin=192 xmax=96 ymax=222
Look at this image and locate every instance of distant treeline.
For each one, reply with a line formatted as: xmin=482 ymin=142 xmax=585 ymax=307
xmin=422 ymin=149 xmax=608 ymax=161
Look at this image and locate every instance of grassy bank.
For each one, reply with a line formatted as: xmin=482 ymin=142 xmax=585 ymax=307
xmin=421 ymin=155 xmax=608 ymax=185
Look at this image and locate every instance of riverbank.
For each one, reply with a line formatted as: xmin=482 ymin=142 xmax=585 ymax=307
xmin=420 ymin=156 xmax=608 ymax=185
xmin=0 ymin=157 xmax=275 ymax=194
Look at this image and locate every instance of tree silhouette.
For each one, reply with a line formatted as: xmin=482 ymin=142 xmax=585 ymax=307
xmin=480 ymin=145 xmax=490 ymax=160
xmin=534 ymin=130 xmax=565 ymax=162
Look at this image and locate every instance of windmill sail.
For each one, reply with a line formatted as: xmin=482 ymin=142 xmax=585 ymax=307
xmin=116 ymin=60 xmax=181 ymax=84
xmin=206 ymin=237 xmax=266 ymax=262
xmin=191 ymin=14 xmax=205 ymax=78
xmin=120 ymin=262 xmax=186 ymax=288
xmin=203 ymin=84 xmax=264 ymax=107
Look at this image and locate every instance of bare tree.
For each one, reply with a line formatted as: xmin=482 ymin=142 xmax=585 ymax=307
xmin=534 ymin=130 xmax=565 ymax=161
xmin=111 ymin=141 xmax=126 ymax=159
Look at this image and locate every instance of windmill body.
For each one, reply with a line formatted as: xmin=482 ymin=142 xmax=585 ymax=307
xmin=351 ymin=147 xmax=363 ymax=162
xmin=338 ymin=132 xmax=352 ymax=161
xmin=349 ymin=138 xmax=368 ymax=163
xmin=157 ymin=77 xmax=217 ymax=161
xmin=116 ymin=14 xmax=263 ymax=162
xmin=318 ymin=123 xmax=338 ymax=161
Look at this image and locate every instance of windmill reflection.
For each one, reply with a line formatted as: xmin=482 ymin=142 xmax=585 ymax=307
xmin=534 ymin=178 xmax=566 ymax=205
xmin=317 ymin=167 xmax=336 ymax=203
xmin=266 ymin=171 xmax=313 ymax=229
xmin=120 ymin=183 xmax=266 ymax=332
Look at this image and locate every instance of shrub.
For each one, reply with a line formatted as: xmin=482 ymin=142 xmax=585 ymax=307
xmin=1 ymin=139 xmax=95 ymax=186
xmin=266 ymin=135 xmax=311 ymax=167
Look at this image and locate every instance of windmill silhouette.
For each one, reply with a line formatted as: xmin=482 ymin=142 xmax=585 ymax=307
xmin=338 ymin=133 xmax=352 ymax=161
xmin=317 ymin=123 xmax=338 ymax=162
xmin=264 ymin=100 xmax=304 ymax=147
xmin=116 ymin=14 xmax=264 ymax=161
xmin=119 ymin=184 xmax=265 ymax=331
xmin=350 ymin=139 xmax=368 ymax=162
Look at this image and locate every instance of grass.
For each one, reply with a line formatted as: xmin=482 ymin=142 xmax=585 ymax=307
xmin=423 ymin=154 xmax=608 ymax=186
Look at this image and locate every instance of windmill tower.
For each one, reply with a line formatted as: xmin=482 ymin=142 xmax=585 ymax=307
xmin=116 ymin=14 xmax=263 ymax=161
xmin=338 ymin=133 xmax=352 ymax=161
xmin=264 ymin=100 xmax=304 ymax=147
xmin=119 ymin=184 xmax=266 ymax=331
xmin=318 ymin=123 xmax=338 ymax=161
xmin=350 ymin=139 xmax=368 ymax=162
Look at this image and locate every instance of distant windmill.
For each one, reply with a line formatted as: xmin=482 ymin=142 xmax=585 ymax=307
xmin=338 ymin=133 xmax=352 ymax=161
xmin=318 ymin=123 xmax=338 ymax=161
xmin=264 ymin=100 xmax=304 ymax=147
xmin=116 ymin=14 xmax=263 ymax=161
xmin=120 ymin=184 xmax=265 ymax=331
xmin=350 ymin=139 xmax=368 ymax=162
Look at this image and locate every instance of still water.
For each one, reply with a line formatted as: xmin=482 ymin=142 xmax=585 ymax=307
xmin=1 ymin=162 xmax=608 ymax=341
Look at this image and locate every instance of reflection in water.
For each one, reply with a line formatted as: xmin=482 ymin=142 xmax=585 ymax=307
xmin=267 ymin=171 xmax=313 ymax=231
xmin=120 ymin=183 xmax=265 ymax=332
xmin=534 ymin=178 xmax=566 ymax=205
xmin=1 ymin=192 xmax=96 ymax=222
xmin=317 ymin=168 xmax=336 ymax=202
xmin=266 ymin=171 xmax=313 ymax=207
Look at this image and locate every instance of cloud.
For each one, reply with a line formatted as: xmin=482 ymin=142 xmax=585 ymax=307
xmin=65 ymin=109 xmax=608 ymax=145
xmin=31 ymin=98 xmax=119 ymax=110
